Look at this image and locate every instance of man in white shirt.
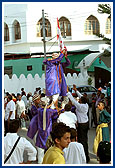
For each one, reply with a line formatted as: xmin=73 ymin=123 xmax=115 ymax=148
xmin=67 ymin=85 xmax=90 ymax=163
xmin=5 ymin=94 xmax=15 ymax=135
xmin=63 ymin=128 xmax=86 ymax=164
xmin=16 ymin=94 xmax=26 ymax=129
xmin=57 ymin=104 xmax=77 ymax=129
xmin=4 ymin=119 xmax=37 ymax=164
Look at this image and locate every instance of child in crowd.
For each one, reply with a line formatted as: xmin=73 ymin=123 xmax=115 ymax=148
xmin=93 ymin=101 xmax=111 ymax=154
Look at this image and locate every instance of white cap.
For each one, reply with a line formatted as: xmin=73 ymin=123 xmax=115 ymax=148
xmin=52 ymin=53 xmax=59 ymax=59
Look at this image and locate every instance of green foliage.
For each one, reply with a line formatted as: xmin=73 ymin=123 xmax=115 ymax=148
xmin=97 ymin=4 xmax=111 ymax=49
xmin=88 ymin=77 xmax=93 ymax=85
xmin=96 ymin=33 xmax=111 ymax=46
xmin=98 ymin=4 xmax=111 ymax=17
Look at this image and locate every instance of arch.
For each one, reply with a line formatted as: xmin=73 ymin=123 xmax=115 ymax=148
xmin=105 ymin=17 xmax=111 ymax=34
xmin=84 ymin=15 xmax=100 ymax=35
xmin=4 ymin=22 xmax=9 ymax=41
xmin=59 ymin=16 xmax=71 ymax=37
xmin=36 ymin=18 xmax=51 ymax=37
xmin=13 ymin=20 xmax=21 ymax=40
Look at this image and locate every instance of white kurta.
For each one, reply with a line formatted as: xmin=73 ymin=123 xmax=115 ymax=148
xmin=57 ymin=111 xmax=77 ymax=129
xmin=5 ymin=100 xmax=15 ymax=121
xmin=16 ymin=100 xmax=26 ymax=117
xmin=67 ymin=92 xmax=89 ymax=123
xmin=63 ymin=142 xmax=86 ymax=164
xmin=4 ymin=133 xmax=37 ymax=164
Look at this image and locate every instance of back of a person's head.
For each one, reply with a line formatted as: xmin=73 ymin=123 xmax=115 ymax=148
xmin=97 ymin=141 xmax=111 ymax=164
xmin=41 ymin=93 xmax=45 ymax=98
xmin=9 ymin=119 xmax=21 ymax=133
xmin=21 ymin=88 xmax=24 ymax=91
xmin=51 ymin=122 xmax=71 ymax=143
xmin=64 ymin=104 xmax=72 ymax=111
xmin=80 ymin=96 xmax=87 ymax=104
xmin=8 ymin=94 xmax=12 ymax=101
xmin=6 ymin=92 xmax=9 ymax=96
xmin=83 ymin=93 xmax=87 ymax=97
xmin=70 ymin=128 xmax=77 ymax=141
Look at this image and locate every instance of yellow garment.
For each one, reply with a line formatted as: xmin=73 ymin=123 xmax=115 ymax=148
xmin=93 ymin=123 xmax=108 ymax=154
xmin=42 ymin=146 xmax=65 ymax=164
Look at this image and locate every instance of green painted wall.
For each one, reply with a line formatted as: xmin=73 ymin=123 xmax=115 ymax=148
xmin=4 ymin=57 xmax=44 ymax=78
xmin=4 ymin=53 xmax=110 ymax=78
xmin=4 ymin=54 xmax=88 ymax=77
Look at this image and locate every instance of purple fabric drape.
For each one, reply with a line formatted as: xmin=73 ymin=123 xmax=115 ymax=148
xmin=27 ymin=108 xmax=58 ymax=149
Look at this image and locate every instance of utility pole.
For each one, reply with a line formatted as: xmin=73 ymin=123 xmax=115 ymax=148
xmin=42 ymin=9 xmax=46 ymax=73
xmin=42 ymin=9 xmax=46 ymax=59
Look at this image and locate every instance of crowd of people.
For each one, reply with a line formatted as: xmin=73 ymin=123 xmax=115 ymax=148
xmin=4 ymin=82 xmax=111 ymax=164
xmin=4 ymin=48 xmax=111 ymax=165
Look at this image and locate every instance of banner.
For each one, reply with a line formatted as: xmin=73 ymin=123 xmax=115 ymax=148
xmin=57 ymin=18 xmax=65 ymax=52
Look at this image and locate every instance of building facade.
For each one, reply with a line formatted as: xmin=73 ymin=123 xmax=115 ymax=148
xmin=3 ymin=2 xmax=112 ymax=88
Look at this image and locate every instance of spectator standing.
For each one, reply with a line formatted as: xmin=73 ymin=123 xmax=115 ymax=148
xmin=34 ymin=87 xmax=41 ymax=95
xmin=42 ymin=122 xmax=71 ymax=164
xmin=4 ymin=94 xmax=15 ymax=136
xmin=63 ymin=128 xmax=86 ymax=164
xmin=16 ymin=94 xmax=26 ymax=129
xmin=21 ymin=91 xmax=27 ymax=108
xmin=21 ymin=88 xmax=26 ymax=96
xmin=4 ymin=119 xmax=37 ymax=164
xmin=100 ymin=93 xmax=107 ymax=108
xmin=93 ymin=101 xmax=111 ymax=154
xmin=57 ymin=104 xmax=77 ymax=129
xmin=91 ymin=93 xmax=97 ymax=127
xmin=67 ymin=85 xmax=90 ymax=163
xmin=95 ymin=90 xmax=101 ymax=124
xmin=26 ymin=92 xmax=33 ymax=120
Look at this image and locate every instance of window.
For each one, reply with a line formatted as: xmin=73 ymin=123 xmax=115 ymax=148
xmin=4 ymin=66 xmax=12 ymax=79
xmin=37 ymin=18 xmax=51 ymax=37
xmin=106 ymin=17 xmax=111 ymax=34
xmin=82 ymin=87 xmax=89 ymax=92
xmin=14 ymin=20 xmax=21 ymax=40
xmin=4 ymin=23 xmax=9 ymax=41
xmin=89 ymin=86 xmax=97 ymax=92
xmin=59 ymin=17 xmax=71 ymax=37
xmin=27 ymin=65 xmax=32 ymax=71
xmin=84 ymin=15 xmax=100 ymax=35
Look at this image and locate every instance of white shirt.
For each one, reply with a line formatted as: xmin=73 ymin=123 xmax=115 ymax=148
xmin=26 ymin=96 xmax=32 ymax=111
xmin=21 ymin=95 xmax=27 ymax=107
xmin=16 ymin=100 xmax=25 ymax=117
xmin=67 ymin=92 xmax=89 ymax=123
xmin=4 ymin=133 xmax=37 ymax=164
xmin=5 ymin=100 xmax=15 ymax=121
xmin=63 ymin=142 xmax=86 ymax=164
xmin=57 ymin=111 xmax=77 ymax=129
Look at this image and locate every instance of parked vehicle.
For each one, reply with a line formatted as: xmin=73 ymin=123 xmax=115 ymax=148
xmin=69 ymin=85 xmax=98 ymax=104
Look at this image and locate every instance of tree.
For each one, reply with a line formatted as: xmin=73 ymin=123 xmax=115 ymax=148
xmin=98 ymin=4 xmax=111 ymax=18
xmin=97 ymin=4 xmax=111 ymax=57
